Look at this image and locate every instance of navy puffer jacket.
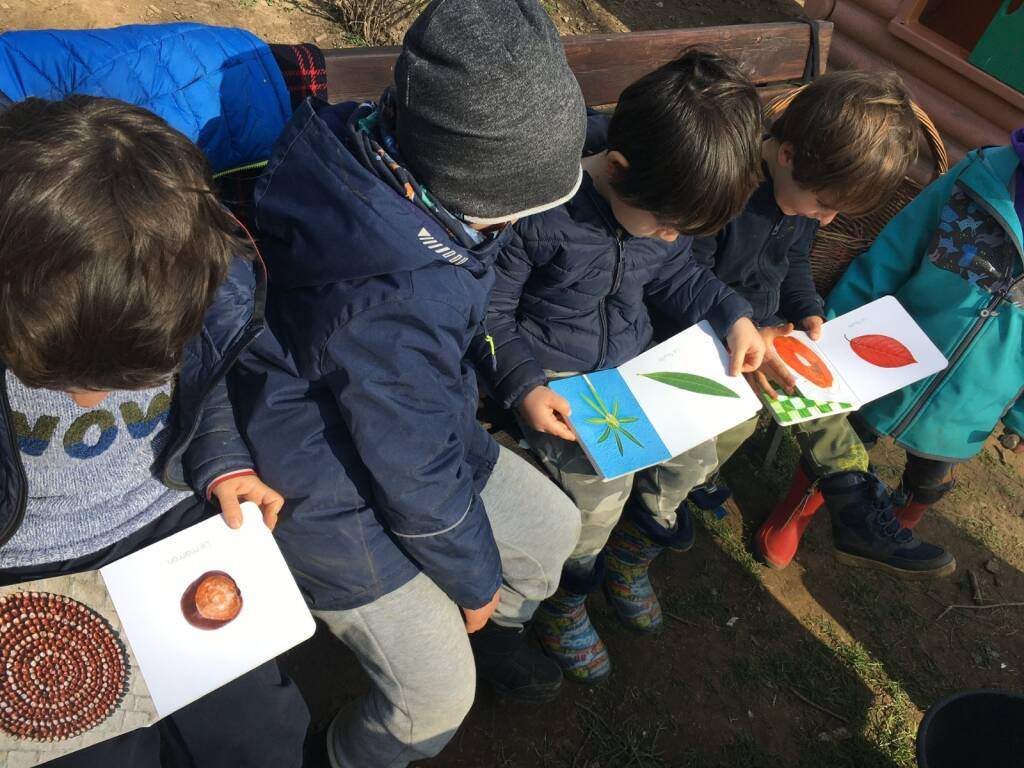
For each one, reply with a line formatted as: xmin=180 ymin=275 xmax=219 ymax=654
xmin=692 ymin=171 xmax=823 ymax=327
xmin=480 ymin=172 xmax=752 ymax=409
xmin=232 ymin=99 xmax=504 ymax=612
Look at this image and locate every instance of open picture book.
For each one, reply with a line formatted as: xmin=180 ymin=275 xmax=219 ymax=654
xmin=761 ymin=295 xmax=948 ymax=425
xmin=549 ymin=322 xmax=763 ymax=481
xmin=0 ymin=503 xmax=315 ymax=767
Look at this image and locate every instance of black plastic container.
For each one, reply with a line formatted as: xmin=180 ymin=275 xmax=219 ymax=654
xmin=917 ymin=689 xmax=1024 ymax=767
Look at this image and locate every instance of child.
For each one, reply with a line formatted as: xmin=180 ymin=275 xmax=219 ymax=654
xmin=479 ymin=50 xmax=765 ymax=684
xmin=231 ymin=2 xmax=584 ymax=765
xmin=686 ymin=71 xmax=955 ymax=578
xmin=0 ymin=96 xmax=308 ymax=766
xmin=814 ymin=126 xmax=1024 ymax=557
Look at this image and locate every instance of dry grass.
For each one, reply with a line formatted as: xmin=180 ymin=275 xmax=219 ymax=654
xmin=320 ymin=0 xmax=425 ymax=45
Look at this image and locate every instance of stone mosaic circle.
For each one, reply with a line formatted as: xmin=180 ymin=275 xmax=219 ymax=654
xmin=0 ymin=591 xmax=129 ymax=741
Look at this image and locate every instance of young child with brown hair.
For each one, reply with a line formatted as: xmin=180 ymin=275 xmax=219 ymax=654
xmin=479 ymin=49 xmax=766 ymax=684
xmin=0 ymin=95 xmax=307 ymax=767
xmin=688 ymin=71 xmax=955 ymax=578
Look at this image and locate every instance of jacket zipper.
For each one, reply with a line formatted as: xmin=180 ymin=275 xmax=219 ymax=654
xmin=597 ymin=232 xmax=625 ymax=369
xmin=890 ymin=179 xmax=1023 ymax=439
xmin=0 ymin=370 xmax=29 ymax=548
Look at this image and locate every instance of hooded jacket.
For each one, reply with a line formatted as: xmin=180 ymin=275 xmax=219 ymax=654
xmin=232 ymin=99 xmax=505 ymax=611
xmin=827 ymin=145 xmax=1024 ymax=461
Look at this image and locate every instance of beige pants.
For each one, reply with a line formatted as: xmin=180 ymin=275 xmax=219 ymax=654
xmin=521 ymin=420 xmax=717 ymax=573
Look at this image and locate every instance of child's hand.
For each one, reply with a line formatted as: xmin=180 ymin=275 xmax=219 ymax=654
xmin=725 ymin=317 xmax=766 ymax=376
xmin=800 ymin=315 xmax=825 ymax=341
xmin=518 ymin=385 xmax=576 ymax=442
xmin=461 ymin=588 xmax=501 ymax=633
xmin=210 ymin=473 xmax=285 ymax=531
xmin=747 ymin=324 xmax=797 ymax=399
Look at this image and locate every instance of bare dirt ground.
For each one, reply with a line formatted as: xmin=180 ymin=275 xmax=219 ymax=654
xmin=4 ymin=1 xmax=1022 ymax=767
xmin=1 ymin=0 xmax=803 ymax=46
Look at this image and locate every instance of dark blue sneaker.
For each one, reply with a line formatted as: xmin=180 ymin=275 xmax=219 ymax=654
xmin=688 ymin=480 xmax=731 ymax=520
xmin=820 ymin=471 xmax=956 ymax=579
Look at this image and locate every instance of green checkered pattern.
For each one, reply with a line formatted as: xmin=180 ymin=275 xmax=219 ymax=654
xmin=764 ymin=385 xmax=854 ymax=425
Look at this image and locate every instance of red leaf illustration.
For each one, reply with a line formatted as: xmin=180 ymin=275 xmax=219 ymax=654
xmin=848 ymin=334 xmax=917 ymax=368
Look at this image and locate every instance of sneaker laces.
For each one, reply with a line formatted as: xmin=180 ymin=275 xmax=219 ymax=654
xmin=870 ymin=500 xmax=913 ymax=543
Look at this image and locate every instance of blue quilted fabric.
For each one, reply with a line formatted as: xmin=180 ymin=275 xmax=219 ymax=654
xmin=0 ymin=23 xmax=291 ymax=171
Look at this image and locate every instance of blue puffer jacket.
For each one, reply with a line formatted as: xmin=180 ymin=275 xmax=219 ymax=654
xmin=0 ymin=255 xmax=266 ymax=548
xmin=232 ymin=99 xmax=504 ymax=612
xmin=0 ymin=23 xmax=290 ymax=172
xmin=481 ymin=171 xmax=752 ymax=409
xmin=692 ymin=170 xmax=822 ymax=327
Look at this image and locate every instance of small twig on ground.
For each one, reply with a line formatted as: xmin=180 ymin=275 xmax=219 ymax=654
xmin=968 ymin=569 xmax=984 ymax=605
xmin=935 ymin=601 xmax=1024 ymax=622
xmin=664 ymin=611 xmax=697 ymax=627
xmin=790 ymin=687 xmax=849 ymax=724
xmin=570 ymin=729 xmax=591 ymax=768
xmin=575 ymin=702 xmax=615 ymax=736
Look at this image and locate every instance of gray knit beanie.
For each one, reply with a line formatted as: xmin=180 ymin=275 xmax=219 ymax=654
xmin=395 ymin=0 xmax=585 ymax=224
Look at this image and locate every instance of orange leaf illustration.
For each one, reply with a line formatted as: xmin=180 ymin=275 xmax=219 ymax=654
xmin=773 ymin=335 xmax=834 ymax=388
xmin=848 ymin=334 xmax=917 ymax=368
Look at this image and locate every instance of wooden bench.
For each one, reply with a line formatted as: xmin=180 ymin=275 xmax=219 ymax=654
xmin=322 ymin=21 xmax=834 ymax=106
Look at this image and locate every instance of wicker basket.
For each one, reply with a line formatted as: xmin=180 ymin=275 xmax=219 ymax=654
xmin=763 ymin=88 xmax=949 ymax=296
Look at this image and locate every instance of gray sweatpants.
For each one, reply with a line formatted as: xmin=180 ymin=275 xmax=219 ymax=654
xmin=314 ymin=446 xmax=581 ymax=768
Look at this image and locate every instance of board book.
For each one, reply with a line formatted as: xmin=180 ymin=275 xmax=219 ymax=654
xmin=761 ymin=296 xmax=948 ymax=425
xmin=548 ymin=322 xmax=763 ymax=481
xmin=0 ymin=503 xmax=315 ymax=766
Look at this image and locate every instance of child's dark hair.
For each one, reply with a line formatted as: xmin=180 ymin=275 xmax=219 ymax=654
xmin=606 ymin=49 xmax=762 ymax=237
xmin=769 ymin=71 xmax=918 ymax=215
xmin=0 ymin=96 xmax=248 ymax=391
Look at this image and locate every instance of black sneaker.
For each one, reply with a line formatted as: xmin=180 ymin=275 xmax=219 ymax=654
xmin=821 ymin=471 xmax=956 ymax=579
xmin=469 ymin=621 xmax=562 ymax=703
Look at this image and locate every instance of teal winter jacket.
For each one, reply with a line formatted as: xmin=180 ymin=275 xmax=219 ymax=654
xmin=826 ymin=145 xmax=1023 ymax=462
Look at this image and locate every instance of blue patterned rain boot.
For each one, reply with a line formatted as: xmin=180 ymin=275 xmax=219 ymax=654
xmin=604 ymin=511 xmax=686 ymax=633
xmin=534 ymin=561 xmax=611 ymax=685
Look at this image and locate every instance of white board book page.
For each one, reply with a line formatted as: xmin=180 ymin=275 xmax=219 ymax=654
xmin=761 ymin=296 xmax=948 ymax=425
xmin=100 ymin=502 xmax=315 ymax=717
xmin=549 ymin=322 xmax=763 ymax=481
xmin=1 ymin=503 xmax=314 ymax=766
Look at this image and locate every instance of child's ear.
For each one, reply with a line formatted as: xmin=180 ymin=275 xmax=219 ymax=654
xmin=777 ymin=142 xmax=796 ymax=169
xmin=605 ymin=150 xmax=630 ymax=178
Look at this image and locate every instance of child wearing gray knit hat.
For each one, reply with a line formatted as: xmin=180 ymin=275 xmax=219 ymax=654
xmin=396 ymin=0 xmax=585 ymax=224
xmin=236 ymin=1 xmax=587 ymax=766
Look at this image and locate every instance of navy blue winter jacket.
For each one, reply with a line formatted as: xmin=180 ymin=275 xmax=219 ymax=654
xmin=0 ymin=255 xmax=266 ymax=549
xmin=481 ymin=172 xmax=752 ymax=409
xmin=692 ymin=170 xmax=823 ymax=327
xmin=232 ymin=98 xmax=504 ymax=612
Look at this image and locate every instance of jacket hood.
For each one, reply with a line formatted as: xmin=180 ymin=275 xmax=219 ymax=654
xmin=253 ymin=98 xmax=506 ymax=290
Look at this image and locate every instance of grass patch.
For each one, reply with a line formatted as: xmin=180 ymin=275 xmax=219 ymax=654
xmin=698 ymin=507 xmax=764 ymax=582
xmin=812 ymin=619 xmax=919 ymax=768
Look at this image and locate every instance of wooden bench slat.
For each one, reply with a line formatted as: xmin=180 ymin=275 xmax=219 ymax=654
xmin=324 ymin=21 xmax=833 ymax=106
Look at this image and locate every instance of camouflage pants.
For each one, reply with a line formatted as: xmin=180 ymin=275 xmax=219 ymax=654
xmin=716 ymin=413 xmax=870 ymax=478
xmin=521 ymin=420 xmax=717 ymax=573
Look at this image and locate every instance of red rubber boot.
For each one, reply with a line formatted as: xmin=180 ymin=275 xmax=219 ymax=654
xmin=893 ymin=500 xmax=929 ymax=530
xmin=755 ymin=465 xmax=825 ymax=569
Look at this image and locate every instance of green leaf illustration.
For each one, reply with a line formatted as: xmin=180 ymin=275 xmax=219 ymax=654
xmin=640 ymin=372 xmax=740 ymax=399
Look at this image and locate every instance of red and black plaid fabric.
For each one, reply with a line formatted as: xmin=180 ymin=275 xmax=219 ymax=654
xmin=270 ymin=43 xmax=328 ymax=109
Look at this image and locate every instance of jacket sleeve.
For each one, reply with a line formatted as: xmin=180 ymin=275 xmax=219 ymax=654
xmin=324 ymin=298 xmax=503 ymax=610
xmin=182 ymin=374 xmax=255 ymax=497
xmin=779 ymin=221 xmax=825 ymax=323
xmin=644 ymin=238 xmax=753 ymax=337
xmin=477 ymin=227 xmax=549 ymax=409
xmin=690 ymin=231 xmax=723 ymax=270
xmin=826 ymin=158 xmax=964 ymax=318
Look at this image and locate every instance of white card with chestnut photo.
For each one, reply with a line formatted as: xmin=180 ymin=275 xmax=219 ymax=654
xmin=0 ymin=503 xmax=315 ymax=766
